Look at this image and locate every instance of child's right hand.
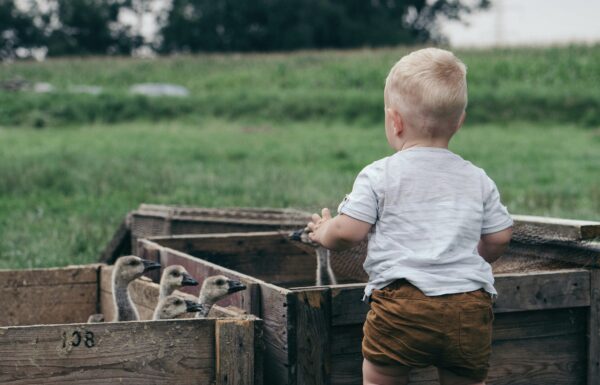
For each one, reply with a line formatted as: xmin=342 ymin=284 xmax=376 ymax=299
xmin=307 ymin=208 xmax=332 ymax=245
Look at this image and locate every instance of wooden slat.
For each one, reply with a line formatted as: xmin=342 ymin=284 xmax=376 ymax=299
xmin=135 ymin=204 xmax=310 ymax=227
xmin=216 ymin=319 xmax=256 ymax=385
xmin=488 ymin=332 xmax=587 ymax=385
xmin=295 ymin=288 xmax=331 ymax=385
xmin=0 ymin=319 xmax=216 ymax=385
xmin=261 ymin=287 xmax=295 ymax=385
xmin=330 ymin=284 xmax=370 ymax=326
xmin=589 ymin=270 xmax=600 ymax=385
xmin=148 ymin=232 xmax=307 ymax=259
xmin=0 ymin=266 xmax=100 ymax=326
xmin=493 ymin=269 xmax=590 ymax=313
xmin=1 ymin=286 xmax=98 ymax=326
xmin=0 ymin=265 xmax=99 ymax=288
xmin=513 ymin=215 xmax=600 ymax=241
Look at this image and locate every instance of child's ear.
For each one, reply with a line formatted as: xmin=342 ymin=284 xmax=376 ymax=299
xmin=390 ymin=108 xmax=404 ymax=136
xmin=456 ymin=110 xmax=466 ymax=131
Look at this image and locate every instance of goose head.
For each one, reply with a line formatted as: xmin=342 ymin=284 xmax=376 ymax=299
xmin=154 ymin=295 xmax=206 ymax=320
xmin=199 ymin=275 xmax=246 ymax=303
xmin=289 ymin=227 xmax=317 ymax=246
xmin=160 ymin=265 xmax=198 ymax=296
xmin=114 ymin=255 xmax=161 ymax=286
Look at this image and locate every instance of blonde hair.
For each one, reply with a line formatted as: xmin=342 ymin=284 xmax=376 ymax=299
xmin=384 ymin=48 xmax=467 ymax=137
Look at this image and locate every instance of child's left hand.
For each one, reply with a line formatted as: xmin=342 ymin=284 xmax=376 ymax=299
xmin=307 ymin=208 xmax=332 ymax=245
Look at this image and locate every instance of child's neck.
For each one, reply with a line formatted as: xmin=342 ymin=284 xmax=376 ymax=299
xmin=395 ymin=137 xmax=450 ymax=151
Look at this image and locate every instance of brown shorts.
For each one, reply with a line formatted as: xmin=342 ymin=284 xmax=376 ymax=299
xmin=362 ymin=279 xmax=493 ymax=381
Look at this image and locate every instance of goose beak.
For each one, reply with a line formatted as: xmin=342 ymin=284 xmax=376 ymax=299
xmin=181 ymin=273 xmax=198 ymax=286
xmin=289 ymin=228 xmax=305 ymax=241
xmin=141 ymin=259 xmax=161 ymax=272
xmin=227 ymin=280 xmax=247 ymax=294
xmin=185 ymin=300 xmax=205 ymax=313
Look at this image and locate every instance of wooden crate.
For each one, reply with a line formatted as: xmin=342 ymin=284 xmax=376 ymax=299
xmin=0 ymin=264 xmax=263 ymax=385
xmin=100 ymin=204 xmax=311 ymax=264
xmin=138 ymin=216 xmax=600 ymax=385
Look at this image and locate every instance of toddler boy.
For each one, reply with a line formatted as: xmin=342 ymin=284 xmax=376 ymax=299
xmin=307 ymin=48 xmax=513 ymax=385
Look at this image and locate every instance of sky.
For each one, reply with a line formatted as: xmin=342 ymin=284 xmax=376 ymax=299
xmin=441 ymin=0 xmax=600 ymax=47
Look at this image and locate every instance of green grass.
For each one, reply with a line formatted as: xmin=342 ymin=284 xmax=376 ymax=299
xmin=2 ymin=45 xmax=600 ymax=127
xmin=0 ymin=120 xmax=598 ymax=269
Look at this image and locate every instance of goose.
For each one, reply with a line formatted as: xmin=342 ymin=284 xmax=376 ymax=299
xmin=195 ymin=275 xmax=246 ymax=318
xmin=112 ymin=255 xmax=161 ymax=321
xmin=153 ymin=295 xmax=206 ymax=320
xmin=290 ymin=227 xmax=337 ymax=286
xmin=159 ymin=265 xmax=198 ymax=300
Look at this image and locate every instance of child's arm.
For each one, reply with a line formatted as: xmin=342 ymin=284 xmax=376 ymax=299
xmin=478 ymin=227 xmax=512 ymax=263
xmin=307 ymin=208 xmax=372 ymax=251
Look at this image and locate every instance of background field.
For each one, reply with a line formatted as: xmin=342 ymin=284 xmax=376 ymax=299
xmin=1 ymin=46 xmax=599 ymax=269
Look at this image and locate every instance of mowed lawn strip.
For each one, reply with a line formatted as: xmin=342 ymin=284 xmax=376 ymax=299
xmin=0 ymin=120 xmax=598 ymax=269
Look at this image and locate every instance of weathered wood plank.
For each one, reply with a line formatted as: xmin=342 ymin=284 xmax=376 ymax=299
xmin=216 ymin=319 xmax=256 ymax=385
xmin=0 ymin=265 xmax=99 ymax=288
xmin=513 ymin=215 xmax=600 ymax=241
xmin=493 ymin=269 xmax=590 ymax=313
xmin=330 ymin=284 xmax=369 ymax=326
xmin=0 ymin=266 xmax=100 ymax=326
xmin=148 ymin=232 xmax=308 ymax=260
xmin=261 ymin=287 xmax=295 ymax=384
xmin=295 ymin=288 xmax=331 ymax=385
xmin=0 ymin=285 xmax=98 ymax=326
xmin=488 ymin=333 xmax=587 ymax=385
xmin=589 ymin=270 xmax=600 ymax=385
xmin=0 ymin=319 xmax=216 ymax=385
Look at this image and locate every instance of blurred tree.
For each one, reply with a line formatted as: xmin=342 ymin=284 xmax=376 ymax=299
xmin=0 ymin=0 xmax=44 ymax=59
xmin=157 ymin=0 xmax=490 ymax=53
xmin=43 ymin=0 xmax=141 ymax=56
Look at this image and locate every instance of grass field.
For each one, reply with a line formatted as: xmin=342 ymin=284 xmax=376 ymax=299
xmin=0 ymin=119 xmax=598 ymax=269
xmin=2 ymin=45 xmax=600 ymax=127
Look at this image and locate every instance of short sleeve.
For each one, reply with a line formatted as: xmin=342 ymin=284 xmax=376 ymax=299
xmin=337 ymin=166 xmax=379 ymax=224
xmin=482 ymin=177 xmax=513 ymax=234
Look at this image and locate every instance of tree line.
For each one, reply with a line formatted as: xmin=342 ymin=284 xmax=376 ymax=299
xmin=1 ymin=0 xmax=488 ymax=58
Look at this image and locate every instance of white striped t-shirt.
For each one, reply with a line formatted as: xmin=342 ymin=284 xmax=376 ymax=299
xmin=337 ymin=147 xmax=513 ymax=300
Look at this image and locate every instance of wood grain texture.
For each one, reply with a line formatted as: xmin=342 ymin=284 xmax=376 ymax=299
xmin=493 ymin=269 xmax=590 ymax=313
xmin=0 ymin=319 xmax=216 ymax=385
xmin=589 ymin=270 xmax=600 ymax=385
xmin=330 ymin=284 xmax=370 ymax=326
xmin=148 ymin=232 xmax=306 ymax=259
xmin=260 ymin=287 xmax=295 ymax=385
xmin=216 ymin=319 xmax=257 ymax=385
xmin=0 ymin=266 xmax=100 ymax=326
xmin=295 ymin=288 xmax=331 ymax=385
xmin=0 ymin=266 xmax=99 ymax=288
